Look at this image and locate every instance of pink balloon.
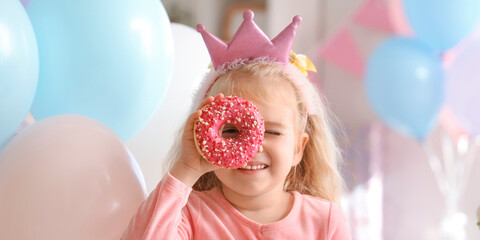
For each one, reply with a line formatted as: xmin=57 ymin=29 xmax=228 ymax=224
xmin=0 ymin=114 xmax=147 ymax=240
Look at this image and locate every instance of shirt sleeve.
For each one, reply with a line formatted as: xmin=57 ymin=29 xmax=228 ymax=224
xmin=328 ymin=203 xmax=352 ymax=240
xmin=121 ymin=173 xmax=194 ymax=240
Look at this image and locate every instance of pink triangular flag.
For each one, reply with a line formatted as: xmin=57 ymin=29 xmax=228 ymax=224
xmin=319 ymin=28 xmax=365 ymax=78
xmin=388 ymin=0 xmax=414 ymax=36
xmin=353 ymin=0 xmax=395 ymax=34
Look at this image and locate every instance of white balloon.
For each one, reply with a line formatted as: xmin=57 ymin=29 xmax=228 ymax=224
xmin=128 ymin=23 xmax=210 ymax=191
xmin=0 ymin=114 xmax=147 ymax=240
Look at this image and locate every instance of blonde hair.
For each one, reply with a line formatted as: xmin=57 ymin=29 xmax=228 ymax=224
xmin=166 ymin=61 xmax=345 ymax=203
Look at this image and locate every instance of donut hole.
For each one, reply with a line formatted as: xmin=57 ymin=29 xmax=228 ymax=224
xmin=219 ymin=123 xmax=240 ymax=139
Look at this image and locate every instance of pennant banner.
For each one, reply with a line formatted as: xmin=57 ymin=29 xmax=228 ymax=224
xmin=319 ymin=28 xmax=365 ymax=78
xmin=353 ymin=0 xmax=395 ymax=34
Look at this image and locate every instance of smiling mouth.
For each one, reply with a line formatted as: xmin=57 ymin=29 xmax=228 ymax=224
xmin=239 ymin=164 xmax=268 ymax=170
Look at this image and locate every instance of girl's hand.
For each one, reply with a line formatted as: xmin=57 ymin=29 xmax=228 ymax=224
xmin=170 ymin=93 xmax=224 ymax=187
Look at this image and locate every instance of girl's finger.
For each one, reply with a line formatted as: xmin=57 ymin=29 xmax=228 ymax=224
xmin=215 ymin=93 xmax=224 ymax=100
xmin=198 ymin=96 xmax=214 ymax=109
xmin=198 ymin=93 xmax=225 ymax=110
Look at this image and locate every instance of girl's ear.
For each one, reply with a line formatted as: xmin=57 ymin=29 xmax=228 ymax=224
xmin=293 ymin=132 xmax=309 ymax=166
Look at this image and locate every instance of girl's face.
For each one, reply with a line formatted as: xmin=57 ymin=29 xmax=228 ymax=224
xmin=212 ymin=76 xmax=308 ymax=197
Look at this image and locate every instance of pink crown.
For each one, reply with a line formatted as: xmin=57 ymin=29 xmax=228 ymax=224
xmin=196 ymin=10 xmax=302 ymax=70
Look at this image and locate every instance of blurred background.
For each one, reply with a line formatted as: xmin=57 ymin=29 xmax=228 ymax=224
xmin=1 ymin=0 xmax=480 ymax=239
xmin=157 ymin=0 xmax=480 ymax=239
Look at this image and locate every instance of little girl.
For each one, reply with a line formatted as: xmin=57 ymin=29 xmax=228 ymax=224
xmin=122 ymin=10 xmax=351 ymax=240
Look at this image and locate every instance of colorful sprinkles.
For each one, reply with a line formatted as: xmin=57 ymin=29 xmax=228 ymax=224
xmin=193 ymin=96 xmax=264 ymax=168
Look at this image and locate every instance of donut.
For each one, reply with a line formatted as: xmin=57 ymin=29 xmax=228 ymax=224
xmin=193 ymin=95 xmax=264 ymax=168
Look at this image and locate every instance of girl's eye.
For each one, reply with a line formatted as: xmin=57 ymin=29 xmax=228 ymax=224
xmin=220 ymin=124 xmax=239 ymax=138
xmin=265 ymin=130 xmax=281 ymax=136
xmin=223 ymin=128 xmax=239 ymax=133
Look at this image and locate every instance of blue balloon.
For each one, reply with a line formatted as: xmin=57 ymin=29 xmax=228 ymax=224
xmin=27 ymin=0 xmax=174 ymax=141
xmin=0 ymin=0 xmax=38 ymax=149
xmin=366 ymin=37 xmax=444 ymax=139
xmin=404 ymin=0 xmax=480 ymax=50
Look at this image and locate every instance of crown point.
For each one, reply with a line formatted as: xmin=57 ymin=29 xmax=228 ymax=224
xmin=293 ymin=16 xmax=302 ymax=25
xmin=196 ymin=24 xmax=206 ymax=33
xmin=244 ymin=10 xmax=254 ymax=20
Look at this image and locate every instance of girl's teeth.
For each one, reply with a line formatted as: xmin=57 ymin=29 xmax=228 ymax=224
xmin=240 ymin=165 xmax=267 ymax=170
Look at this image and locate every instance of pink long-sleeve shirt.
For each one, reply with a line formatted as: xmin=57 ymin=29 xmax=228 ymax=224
xmin=122 ymin=173 xmax=351 ymax=240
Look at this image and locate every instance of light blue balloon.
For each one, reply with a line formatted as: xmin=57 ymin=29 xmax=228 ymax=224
xmin=27 ymin=0 xmax=174 ymax=141
xmin=404 ymin=0 xmax=480 ymax=50
xmin=0 ymin=0 xmax=39 ymax=149
xmin=366 ymin=37 xmax=444 ymax=140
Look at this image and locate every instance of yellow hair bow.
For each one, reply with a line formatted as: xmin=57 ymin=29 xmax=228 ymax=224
xmin=289 ymin=50 xmax=317 ymax=76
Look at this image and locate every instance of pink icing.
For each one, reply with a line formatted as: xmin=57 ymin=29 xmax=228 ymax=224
xmin=194 ymin=96 xmax=265 ymax=168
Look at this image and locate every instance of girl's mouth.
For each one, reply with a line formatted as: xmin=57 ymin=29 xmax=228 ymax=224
xmin=237 ymin=164 xmax=269 ymax=174
xmin=239 ymin=164 xmax=267 ymax=170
